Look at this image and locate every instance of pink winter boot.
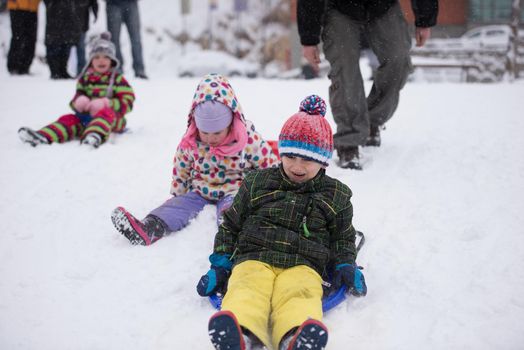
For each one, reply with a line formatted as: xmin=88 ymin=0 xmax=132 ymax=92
xmin=111 ymin=207 xmax=169 ymax=245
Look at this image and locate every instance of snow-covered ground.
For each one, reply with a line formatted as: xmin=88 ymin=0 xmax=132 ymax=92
xmin=1 ymin=75 xmax=523 ymax=349
xmin=2 ymin=1 xmax=524 ymax=349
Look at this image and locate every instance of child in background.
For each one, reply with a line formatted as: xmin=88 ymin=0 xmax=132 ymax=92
xmin=197 ymin=96 xmax=367 ymax=350
xmin=111 ymin=73 xmax=279 ymax=246
xmin=18 ymin=32 xmax=135 ymax=148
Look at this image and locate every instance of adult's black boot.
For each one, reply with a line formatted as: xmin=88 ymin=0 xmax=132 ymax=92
xmin=337 ymin=146 xmax=362 ymax=170
xmin=365 ymin=125 xmax=382 ymax=147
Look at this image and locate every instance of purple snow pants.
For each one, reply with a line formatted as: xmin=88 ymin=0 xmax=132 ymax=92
xmin=149 ymin=191 xmax=234 ymax=233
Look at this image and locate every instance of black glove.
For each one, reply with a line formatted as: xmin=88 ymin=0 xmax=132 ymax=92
xmin=196 ymin=266 xmax=230 ymax=296
xmin=196 ymin=253 xmax=232 ymax=297
xmin=332 ymin=263 xmax=367 ymax=297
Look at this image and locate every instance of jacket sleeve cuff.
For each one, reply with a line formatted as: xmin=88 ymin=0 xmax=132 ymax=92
xmin=209 ymin=253 xmax=233 ymax=270
xmin=300 ymin=36 xmax=321 ymax=46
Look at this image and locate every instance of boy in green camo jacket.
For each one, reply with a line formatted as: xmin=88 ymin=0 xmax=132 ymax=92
xmin=197 ymin=95 xmax=367 ymax=350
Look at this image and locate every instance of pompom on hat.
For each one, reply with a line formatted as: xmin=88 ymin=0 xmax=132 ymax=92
xmin=278 ymin=95 xmax=333 ymax=166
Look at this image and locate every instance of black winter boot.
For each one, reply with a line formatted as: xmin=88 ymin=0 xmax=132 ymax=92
xmin=111 ymin=207 xmax=169 ymax=245
xmin=279 ymin=319 xmax=328 ymax=350
xmin=208 ymin=311 xmax=246 ymax=350
xmin=365 ymin=125 xmax=382 ymax=147
xmin=337 ymin=146 xmax=362 ymax=170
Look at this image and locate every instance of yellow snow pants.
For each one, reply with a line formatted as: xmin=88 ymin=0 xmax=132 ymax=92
xmin=221 ymin=260 xmax=323 ymax=349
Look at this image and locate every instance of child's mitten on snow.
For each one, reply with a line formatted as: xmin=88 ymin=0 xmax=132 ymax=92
xmin=87 ymin=97 xmax=110 ymax=116
xmin=196 ymin=254 xmax=232 ymax=297
xmin=332 ymin=263 xmax=367 ymax=297
xmin=197 ymin=266 xmax=230 ymax=297
xmin=73 ymin=95 xmax=91 ymax=113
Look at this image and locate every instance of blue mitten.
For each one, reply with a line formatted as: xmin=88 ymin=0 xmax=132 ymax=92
xmin=196 ymin=266 xmax=230 ymax=296
xmin=196 ymin=254 xmax=233 ymax=297
xmin=332 ymin=263 xmax=367 ymax=297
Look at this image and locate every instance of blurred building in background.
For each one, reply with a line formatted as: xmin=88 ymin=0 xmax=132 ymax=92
xmin=286 ymin=0 xmax=523 ymax=81
xmin=1 ymin=0 xmax=522 ymax=80
xmin=399 ymin=0 xmax=524 ymax=37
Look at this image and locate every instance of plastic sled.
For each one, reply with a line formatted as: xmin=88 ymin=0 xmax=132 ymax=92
xmin=209 ymin=231 xmax=365 ymax=313
xmin=209 ymin=284 xmax=347 ymax=313
xmin=266 ymin=140 xmax=280 ymax=158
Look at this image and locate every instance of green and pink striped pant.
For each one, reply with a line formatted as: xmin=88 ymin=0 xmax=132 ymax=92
xmin=37 ymin=107 xmax=126 ymax=144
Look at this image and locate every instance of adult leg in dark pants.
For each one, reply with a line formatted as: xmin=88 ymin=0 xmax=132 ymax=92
xmin=7 ymin=10 xmax=38 ymax=75
xmin=322 ymin=4 xmax=412 ymax=169
xmin=106 ymin=1 xmax=124 ymax=73
xmin=322 ymin=9 xmax=366 ymax=169
xmin=122 ymin=1 xmax=146 ymax=78
xmin=365 ymin=4 xmax=412 ymax=132
xmin=106 ymin=0 xmax=146 ymax=78
xmin=46 ymin=43 xmax=73 ymax=79
xmin=75 ymin=32 xmax=87 ymax=76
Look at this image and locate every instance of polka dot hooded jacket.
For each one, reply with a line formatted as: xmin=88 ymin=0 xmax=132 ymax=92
xmin=170 ymin=74 xmax=279 ymax=200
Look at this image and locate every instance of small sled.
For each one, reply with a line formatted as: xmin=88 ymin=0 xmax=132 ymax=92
xmin=209 ymin=231 xmax=366 ymax=313
xmin=266 ymin=140 xmax=279 ymax=158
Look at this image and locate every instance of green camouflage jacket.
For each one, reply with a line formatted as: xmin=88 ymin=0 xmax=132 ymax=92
xmin=213 ymin=165 xmax=357 ymax=277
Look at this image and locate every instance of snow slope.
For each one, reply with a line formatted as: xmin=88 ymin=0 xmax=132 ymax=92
xmin=0 ymin=76 xmax=523 ymax=350
xmin=2 ymin=1 xmax=524 ymax=348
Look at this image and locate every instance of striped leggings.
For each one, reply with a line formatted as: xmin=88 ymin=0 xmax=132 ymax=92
xmin=37 ymin=107 xmax=126 ymax=144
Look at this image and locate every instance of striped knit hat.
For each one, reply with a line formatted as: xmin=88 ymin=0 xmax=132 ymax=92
xmin=87 ymin=32 xmax=119 ymax=69
xmin=79 ymin=32 xmax=120 ymax=97
xmin=278 ymin=95 xmax=333 ymax=166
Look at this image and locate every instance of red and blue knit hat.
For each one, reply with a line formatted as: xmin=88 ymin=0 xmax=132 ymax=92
xmin=278 ymin=95 xmax=333 ymax=166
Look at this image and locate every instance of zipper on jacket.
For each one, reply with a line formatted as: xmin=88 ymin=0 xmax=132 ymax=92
xmin=230 ymin=247 xmax=239 ymax=260
xmin=301 ymin=194 xmax=314 ymax=238
xmin=302 ymin=216 xmax=311 ymax=238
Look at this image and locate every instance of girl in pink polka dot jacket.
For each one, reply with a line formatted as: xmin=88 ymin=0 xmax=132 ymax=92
xmin=111 ymin=73 xmax=279 ymax=245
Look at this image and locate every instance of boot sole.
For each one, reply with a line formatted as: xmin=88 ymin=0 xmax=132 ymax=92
xmin=111 ymin=207 xmax=151 ymax=245
xmin=365 ymin=126 xmax=382 ymax=147
xmin=208 ymin=311 xmax=246 ymax=350
xmin=18 ymin=127 xmax=48 ymax=147
xmin=81 ymin=133 xmax=102 ymax=148
xmin=337 ymin=159 xmax=363 ymax=170
xmin=364 ymin=138 xmax=381 ymax=147
xmin=81 ymin=139 xmax=101 ymax=148
xmin=287 ymin=319 xmax=328 ymax=350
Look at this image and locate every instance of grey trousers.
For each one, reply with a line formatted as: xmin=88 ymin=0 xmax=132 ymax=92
xmin=322 ymin=3 xmax=412 ymax=148
xmin=107 ymin=0 xmax=146 ymax=75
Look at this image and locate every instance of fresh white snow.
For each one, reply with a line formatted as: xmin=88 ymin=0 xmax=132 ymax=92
xmin=1 ymin=2 xmax=524 ymax=349
xmin=1 ymin=76 xmax=523 ymax=350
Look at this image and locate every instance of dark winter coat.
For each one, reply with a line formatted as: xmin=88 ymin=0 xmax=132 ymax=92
xmin=43 ymin=0 xmax=82 ymax=45
xmin=77 ymin=0 xmax=98 ymax=32
xmin=105 ymin=0 xmax=138 ymax=4
xmin=213 ymin=165 xmax=357 ymax=277
xmin=297 ymin=0 xmax=439 ymax=46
